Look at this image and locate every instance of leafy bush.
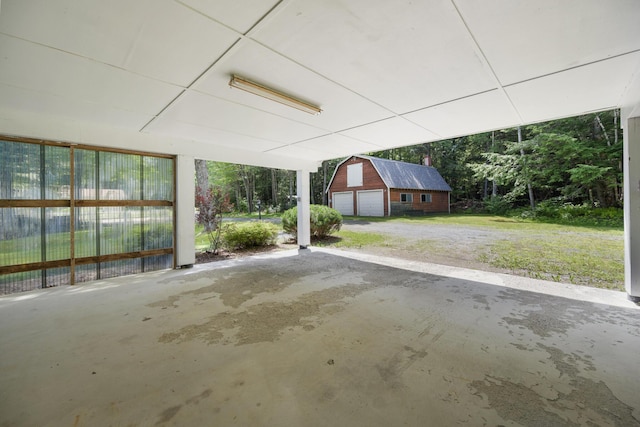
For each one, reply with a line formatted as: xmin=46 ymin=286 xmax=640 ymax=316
xmin=195 ymin=186 xmax=233 ymax=253
xmin=483 ymin=196 xmax=512 ymax=215
xmin=282 ymin=205 xmax=343 ymax=239
xmin=523 ymin=200 xmax=623 ymax=227
xmin=141 ymin=223 xmax=173 ymax=249
xmin=221 ymin=222 xmax=279 ymax=250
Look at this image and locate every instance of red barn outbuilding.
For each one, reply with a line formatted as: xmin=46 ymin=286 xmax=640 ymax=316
xmin=327 ymin=155 xmax=451 ymax=217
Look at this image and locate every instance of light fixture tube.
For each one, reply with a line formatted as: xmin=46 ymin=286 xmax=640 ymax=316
xmin=229 ymin=75 xmax=322 ymax=115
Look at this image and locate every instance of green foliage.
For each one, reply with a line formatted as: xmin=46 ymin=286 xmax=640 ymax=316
xmin=221 ymin=222 xmax=279 ymax=250
xmin=201 ymin=110 xmax=622 ymax=216
xmin=195 ymin=186 xmax=234 ymax=253
xmin=281 ymin=208 xmax=297 ymax=234
xmin=482 ymin=196 xmax=512 ymax=215
xmin=133 ymin=223 xmax=173 ymax=249
xmin=519 ymin=200 xmax=623 ymax=227
xmin=282 ymin=205 xmax=343 ymax=239
xmin=452 ymin=111 xmax=622 ymax=208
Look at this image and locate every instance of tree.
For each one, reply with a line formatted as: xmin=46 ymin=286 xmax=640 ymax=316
xmin=193 ymin=109 xmax=623 ymax=215
xmin=195 ymin=186 xmax=233 ymax=254
xmin=195 ymin=159 xmax=209 ymax=200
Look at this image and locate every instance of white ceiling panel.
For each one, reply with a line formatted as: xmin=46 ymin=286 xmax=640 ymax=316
xmin=0 ymin=35 xmax=182 ymax=115
xmin=284 ymin=134 xmax=382 ymax=159
xmin=506 ymin=53 xmax=640 ymax=124
xmin=177 ymin=0 xmax=280 ymax=34
xmin=0 ymin=0 xmax=240 ymax=86
xmin=340 ymin=117 xmax=439 ymax=147
xmin=193 ymin=41 xmax=394 ymax=131
xmin=144 ymin=119 xmax=284 ymax=152
xmin=455 ymin=0 xmax=640 ymax=85
xmin=0 ymin=2 xmax=639 ymax=168
xmin=0 ymin=84 xmax=153 ymax=129
xmin=151 ymin=90 xmax=327 ymax=144
xmin=404 ymin=90 xmax=522 ymax=138
xmin=265 ymin=143 xmax=333 ymax=162
xmin=253 ymin=0 xmax=497 ymax=113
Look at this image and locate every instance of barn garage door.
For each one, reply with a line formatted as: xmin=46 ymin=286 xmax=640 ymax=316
xmin=357 ymin=190 xmax=384 ymax=217
xmin=332 ymin=191 xmax=354 ymax=216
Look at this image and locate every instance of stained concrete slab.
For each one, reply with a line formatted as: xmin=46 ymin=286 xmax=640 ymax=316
xmin=0 ymin=248 xmax=639 ymax=426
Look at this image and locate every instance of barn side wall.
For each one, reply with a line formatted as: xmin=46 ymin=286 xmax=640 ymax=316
xmin=328 ymin=157 xmax=388 ymax=215
xmin=390 ymin=189 xmax=449 ymax=215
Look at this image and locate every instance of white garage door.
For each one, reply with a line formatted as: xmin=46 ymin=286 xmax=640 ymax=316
xmin=332 ymin=191 xmax=354 ymax=216
xmin=357 ymin=190 xmax=384 ymax=217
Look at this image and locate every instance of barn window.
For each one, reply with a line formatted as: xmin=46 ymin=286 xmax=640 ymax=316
xmin=400 ymin=193 xmax=413 ymax=202
xmin=347 ymin=163 xmax=363 ymax=187
xmin=421 ymin=193 xmax=432 ymax=203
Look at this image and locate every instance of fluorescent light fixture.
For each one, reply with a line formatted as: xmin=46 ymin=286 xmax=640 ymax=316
xmin=229 ymin=75 xmax=322 ymax=115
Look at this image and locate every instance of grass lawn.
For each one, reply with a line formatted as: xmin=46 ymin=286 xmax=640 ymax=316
xmin=4 ymin=214 xmax=620 ymax=292
xmin=196 ymin=213 xmax=623 ymax=291
xmin=326 ymin=214 xmax=625 ymax=291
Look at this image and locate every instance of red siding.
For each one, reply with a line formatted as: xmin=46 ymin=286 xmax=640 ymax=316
xmin=390 ymin=189 xmax=449 ymax=214
xmin=329 ymin=157 xmax=388 ymax=215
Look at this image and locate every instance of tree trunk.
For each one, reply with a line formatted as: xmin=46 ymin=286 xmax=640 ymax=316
xmin=271 ymin=169 xmax=278 ymax=208
xmin=597 ymin=114 xmax=622 ymax=205
xmin=491 ymin=131 xmax=498 ymax=197
xmin=614 ymin=110 xmax=622 ymax=204
xmin=235 ymin=183 xmax=241 ymax=210
xmin=322 ymin=161 xmax=328 ymax=205
xmin=288 ymin=171 xmax=294 ymax=209
xmin=194 ymin=159 xmax=209 ymax=199
xmin=310 ymin=173 xmax=316 ymax=204
xmin=237 ymin=165 xmax=253 ymax=213
xmin=518 ymin=127 xmax=535 ymax=210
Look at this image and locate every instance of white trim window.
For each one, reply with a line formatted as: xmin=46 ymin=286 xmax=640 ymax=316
xmin=400 ymin=193 xmax=413 ymax=202
xmin=347 ymin=163 xmax=363 ymax=187
xmin=421 ymin=193 xmax=432 ymax=203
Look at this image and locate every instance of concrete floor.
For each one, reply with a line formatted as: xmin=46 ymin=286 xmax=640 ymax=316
xmin=0 ymin=248 xmax=639 ymax=427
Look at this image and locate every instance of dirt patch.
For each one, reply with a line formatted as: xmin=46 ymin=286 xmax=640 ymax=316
xmin=195 ymin=243 xmax=297 ymax=264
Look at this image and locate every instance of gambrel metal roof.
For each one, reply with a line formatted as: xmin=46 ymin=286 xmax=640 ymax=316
xmin=327 ymin=155 xmax=452 ymax=192
xmin=360 ymin=155 xmax=452 ymax=192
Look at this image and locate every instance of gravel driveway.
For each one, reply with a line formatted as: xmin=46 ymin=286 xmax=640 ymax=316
xmin=239 ymin=217 xmax=513 ymax=272
xmin=229 ymin=216 xmax=624 ymax=288
xmin=339 ymin=219 xmax=518 ymax=273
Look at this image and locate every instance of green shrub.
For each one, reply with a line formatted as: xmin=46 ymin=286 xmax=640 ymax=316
xmin=483 ymin=196 xmax=511 ymax=215
xmin=221 ymin=222 xmax=279 ymax=250
xmin=281 ymin=208 xmax=297 ymax=235
xmin=522 ymin=200 xmax=623 ymax=227
xmin=282 ymin=205 xmax=343 ymax=239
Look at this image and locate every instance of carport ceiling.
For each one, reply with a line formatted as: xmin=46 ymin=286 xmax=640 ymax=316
xmin=1 ymin=0 xmax=639 ymax=169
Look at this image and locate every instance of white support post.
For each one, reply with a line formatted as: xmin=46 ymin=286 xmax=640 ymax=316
xmin=624 ymin=116 xmax=640 ymax=301
xmin=175 ymin=155 xmax=196 ymax=267
xmin=296 ymin=170 xmax=311 ymax=249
